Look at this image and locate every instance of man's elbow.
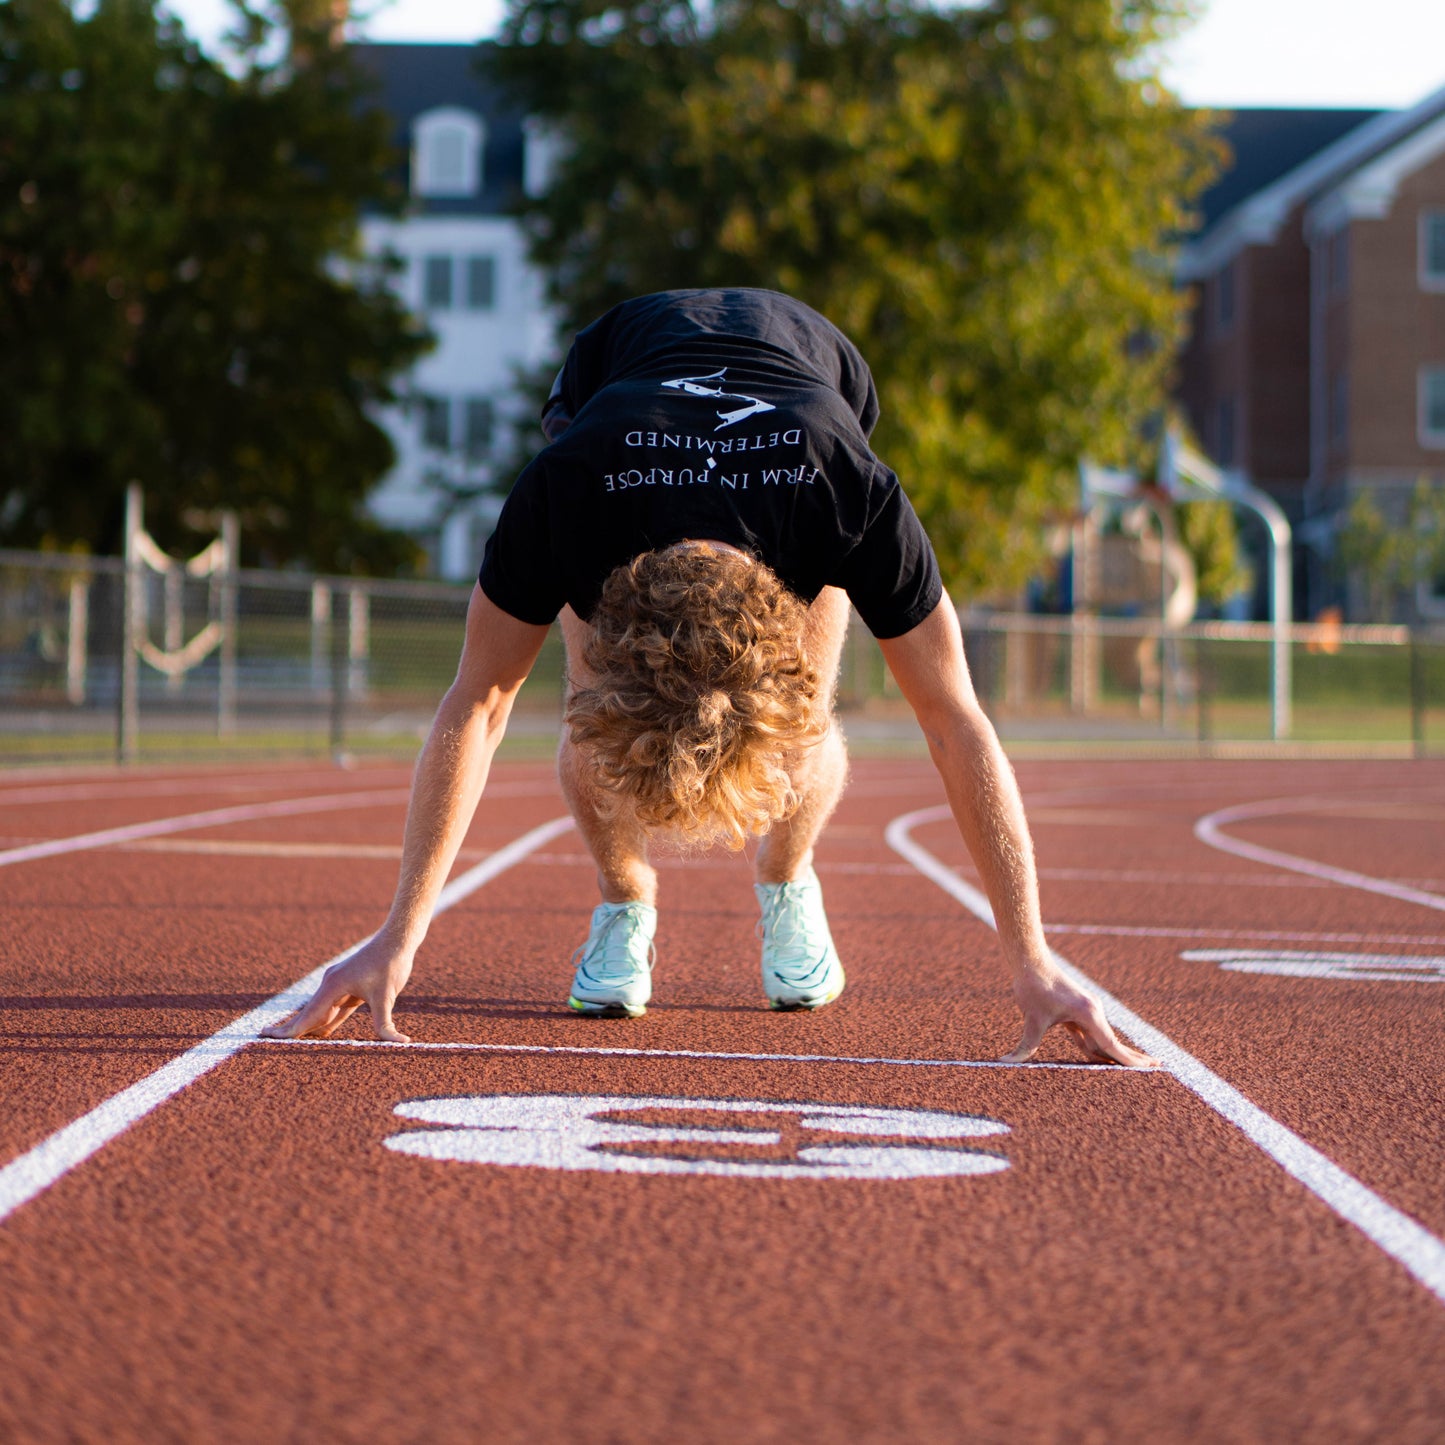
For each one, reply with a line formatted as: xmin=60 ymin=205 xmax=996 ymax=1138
xmin=441 ymin=677 xmax=517 ymax=739
xmin=914 ymin=693 xmax=997 ymax=761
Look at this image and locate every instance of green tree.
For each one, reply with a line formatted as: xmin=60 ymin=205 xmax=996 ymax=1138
xmin=1177 ymin=497 xmax=1248 ymax=609
xmin=0 ymin=0 xmax=431 ymax=572
xmin=487 ymin=0 xmax=1217 ymax=596
xmin=1336 ymin=480 xmax=1445 ymax=621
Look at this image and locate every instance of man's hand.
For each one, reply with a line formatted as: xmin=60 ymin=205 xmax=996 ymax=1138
xmin=1004 ymin=967 xmax=1159 ymax=1068
xmin=261 ymin=935 xmax=415 ymax=1043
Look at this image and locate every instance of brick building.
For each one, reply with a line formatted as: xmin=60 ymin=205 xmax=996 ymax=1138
xmin=1177 ymin=86 xmax=1445 ymax=619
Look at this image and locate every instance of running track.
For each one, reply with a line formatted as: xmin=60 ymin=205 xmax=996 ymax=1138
xmin=1 ymin=756 xmax=1443 ymax=1441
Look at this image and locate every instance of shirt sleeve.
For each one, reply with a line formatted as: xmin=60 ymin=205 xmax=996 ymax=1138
xmin=832 ymin=464 xmax=943 ymax=639
xmin=477 ymin=461 xmax=567 ymax=626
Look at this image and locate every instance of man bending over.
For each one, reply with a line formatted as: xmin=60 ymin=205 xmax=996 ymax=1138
xmin=265 ymin=289 xmax=1154 ymax=1067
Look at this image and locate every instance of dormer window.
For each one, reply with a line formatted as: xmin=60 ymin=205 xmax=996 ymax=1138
xmin=412 ymin=107 xmax=484 ymax=199
xmin=1423 ymin=211 xmax=1445 ymax=291
xmin=522 ymin=117 xmax=563 ymax=199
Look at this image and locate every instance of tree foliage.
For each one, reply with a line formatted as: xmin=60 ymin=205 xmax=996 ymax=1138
xmin=0 ymin=0 xmax=431 ymax=571
xmin=1336 ymin=480 xmax=1445 ymax=621
xmin=487 ymin=0 xmax=1218 ymax=596
xmin=1177 ymin=497 xmax=1248 ymax=608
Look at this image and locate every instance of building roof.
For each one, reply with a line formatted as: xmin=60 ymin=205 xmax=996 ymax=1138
xmin=1197 ymin=109 xmax=1382 ymax=231
xmin=351 ymin=42 xmax=524 ymax=217
xmin=1182 ymin=81 xmax=1445 ymax=277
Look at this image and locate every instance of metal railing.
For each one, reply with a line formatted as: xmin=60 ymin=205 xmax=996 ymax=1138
xmin=0 ymin=549 xmax=563 ymax=765
xmin=0 ymin=549 xmax=1440 ymax=763
xmin=940 ymin=612 xmax=1442 ymax=753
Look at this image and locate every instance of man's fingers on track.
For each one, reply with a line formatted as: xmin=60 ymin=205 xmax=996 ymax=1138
xmin=260 ymin=987 xmax=359 ymax=1040
xmin=1000 ymin=1016 xmax=1048 ymax=1064
xmin=1068 ymin=1018 xmax=1159 ymax=1070
xmin=371 ymin=996 xmax=410 ymax=1044
xmin=314 ymin=998 xmax=364 ymax=1038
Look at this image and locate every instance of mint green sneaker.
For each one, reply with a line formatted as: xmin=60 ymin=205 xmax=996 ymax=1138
xmin=567 ymin=901 xmax=658 ymax=1018
xmin=755 ymin=869 xmax=846 ymax=1011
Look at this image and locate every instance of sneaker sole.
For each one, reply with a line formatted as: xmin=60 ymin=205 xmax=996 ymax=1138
xmin=766 ymin=966 xmax=845 ymax=1012
xmin=568 ymin=995 xmax=646 ymax=1019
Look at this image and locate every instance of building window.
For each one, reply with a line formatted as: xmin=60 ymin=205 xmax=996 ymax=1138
xmin=1215 ymin=261 xmax=1235 ymax=333
xmin=1330 ymin=228 xmax=1350 ymax=295
xmin=1216 ymin=395 xmax=1236 ymax=467
xmin=1330 ymin=370 xmax=1349 ymax=449
xmin=1422 ymin=212 xmax=1445 ymax=290
xmin=423 ymin=255 xmax=453 ymax=310
xmin=464 ymin=397 xmax=495 ymax=459
xmin=465 ymin=255 xmax=496 ymax=310
xmin=522 ymin=118 xmax=564 ymax=198
xmin=412 ymin=107 xmax=484 ymax=199
xmin=1422 ymin=368 xmax=1445 ymax=447
xmin=420 ymin=396 xmax=451 ymax=451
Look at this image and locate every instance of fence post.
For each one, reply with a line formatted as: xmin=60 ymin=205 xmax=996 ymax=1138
xmin=66 ymin=577 xmax=89 ymax=706
xmin=117 ymin=485 xmax=142 ymax=763
xmin=348 ymin=586 xmax=370 ymax=699
xmin=330 ymin=585 xmax=348 ymax=758
xmin=217 ymin=512 xmax=239 ymax=738
xmin=1410 ymin=628 xmax=1426 ymax=760
xmin=310 ymin=581 xmax=331 ymax=696
xmin=164 ymin=567 xmax=183 ymax=697
xmin=1196 ymin=633 xmax=1212 ymax=754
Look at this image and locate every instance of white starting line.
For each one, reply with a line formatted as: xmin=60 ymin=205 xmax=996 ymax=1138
xmin=255 ymin=1037 xmax=1112 ymax=1070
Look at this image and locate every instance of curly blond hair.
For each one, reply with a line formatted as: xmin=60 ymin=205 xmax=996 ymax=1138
xmin=565 ymin=542 xmax=826 ymax=850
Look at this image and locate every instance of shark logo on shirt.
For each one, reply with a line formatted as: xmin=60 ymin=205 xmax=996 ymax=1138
xmin=660 ymin=369 xmax=776 ymax=431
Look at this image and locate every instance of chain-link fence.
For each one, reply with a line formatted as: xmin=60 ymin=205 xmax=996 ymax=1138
xmin=1 ymin=548 xmax=1441 ymax=763
xmin=0 ymin=549 xmax=563 ymax=765
xmin=943 ymin=612 xmax=1445 ymax=753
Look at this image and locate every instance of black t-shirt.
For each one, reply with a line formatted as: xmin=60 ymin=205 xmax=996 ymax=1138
xmin=479 ymin=289 xmax=943 ymax=639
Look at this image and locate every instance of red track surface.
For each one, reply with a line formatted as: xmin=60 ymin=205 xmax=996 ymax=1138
xmin=2 ymin=757 xmax=1444 ymax=1442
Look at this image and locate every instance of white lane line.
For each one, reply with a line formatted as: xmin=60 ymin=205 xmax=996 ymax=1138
xmin=1045 ymin=923 xmax=1445 ymax=947
xmin=0 ymin=775 xmax=558 ymax=811
xmin=1035 ymin=867 xmax=1333 ymax=889
xmin=886 ymin=804 xmax=1445 ymax=1307
xmin=255 ymin=1038 xmax=1117 ymax=1071
xmin=121 ymin=840 xmax=422 ymax=860
xmin=1183 ymin=949 xmax=1445 ymax=984
xmin=0 ymin=789 xmax=414 ymax=870
xmin=0 ymin=815 xmax=574 ymax=1225
xmin=1195 ymin=797 xmax=1445 ymax=913
xmin=0 ymin=776 xmax=323 ymax=807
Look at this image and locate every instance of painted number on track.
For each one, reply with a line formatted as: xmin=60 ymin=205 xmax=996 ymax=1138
xmin=385 ymin=1094 xmax=1011 ymax=1180
xmin=1185 ymin=948 xmax=1445 ymax=983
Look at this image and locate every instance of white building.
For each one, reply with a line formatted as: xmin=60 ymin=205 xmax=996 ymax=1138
xmin=354 ymin=43 xmax=559 ymax=579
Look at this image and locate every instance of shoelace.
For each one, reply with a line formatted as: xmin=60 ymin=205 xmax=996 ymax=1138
xmin=757 ymin=880 xmax=821 ymax=959
xmin=574 ymin=907 xmax=655 ymax=981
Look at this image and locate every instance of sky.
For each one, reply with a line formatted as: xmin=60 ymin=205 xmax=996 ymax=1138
xmin=161 ymin=0 xmax=1445 ymax=111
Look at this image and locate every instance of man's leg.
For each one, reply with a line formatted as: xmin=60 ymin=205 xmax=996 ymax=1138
xmin=753 ymin=587 xmax=852 ymax=1010
xmin=557 ymin=607 xmax=659 ymax=1017
xmin=754 ymin=586 xmax=851 ymax=885
xmin=557 ymin=606 xmax=658 ymax=907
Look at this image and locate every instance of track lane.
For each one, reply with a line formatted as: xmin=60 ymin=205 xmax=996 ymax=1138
xmin=3 ymin=758 xmax=1444 ymax=1441
xmin=0 ymin=815 xmax=573 ymax=1223
xmin=889 ymin=804 xmax=1445 ymax=1304
xmin=0 ymin=766 xmax=565 ymax=1167
xmin=906 ymin=765 xmax=1445 ymax=1239
xmin=1197 ymin=796 xmax=1445 ymax=911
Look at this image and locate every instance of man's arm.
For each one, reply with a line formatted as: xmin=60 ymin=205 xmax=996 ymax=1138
xmin=261 ymin=587 xmax=551 ymax=1042
xmin=878 ymin=599 xmax=1156 ymax=1067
